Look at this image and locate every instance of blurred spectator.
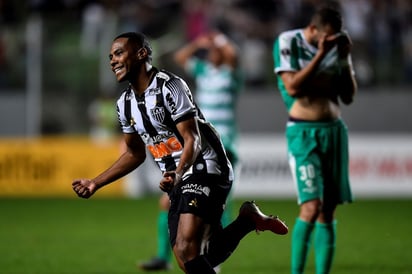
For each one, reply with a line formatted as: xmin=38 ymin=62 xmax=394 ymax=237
xmin=1 ymin=0 xmax=412 ymax=95
xmin=0 ymin=0 xmax=17 ymax=88
xmin=182 ymin=0 xmax=214 ymax=41
xmin=28 ymin=0 xmax=66 ymax=14
xmin=116 ymin=0 xmax=181 ymax=38
xmin=340 ymin=0 xmax=374 ymax=86
xmin=80 ymin=0 xmax=105 ymax=55
xmin=222 ymin=0 xmax=281 ymax=86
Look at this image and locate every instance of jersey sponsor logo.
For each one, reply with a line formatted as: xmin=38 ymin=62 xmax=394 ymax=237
xmin=148 ymin=87 xmax=161 ymax=95
xmin=281 ymin=48 xmax=290 ymax=56
xmin=150 ymin=106 xmax=165 ymax=123
xmin=181 ymin=184 xmax=210 ymax=196
xmin=141 ymin=131 xmax=174 ymax=144
xmin=188 ymin=198 xmax=198 ymax=208
xmin=147 ymin=136 xmax=182 ymax=158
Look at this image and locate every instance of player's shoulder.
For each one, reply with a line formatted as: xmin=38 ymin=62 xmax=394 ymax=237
xmin=277 ymin=28 xmax=302 ymax=43
xmin=157 ymin=69 xmax=189 ymax=92
xmin=157 ymin=69 xmax=179 ymax=82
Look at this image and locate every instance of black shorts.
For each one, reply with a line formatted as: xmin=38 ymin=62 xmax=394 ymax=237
xmin=168 ymin=173 xmax=232 ymax=247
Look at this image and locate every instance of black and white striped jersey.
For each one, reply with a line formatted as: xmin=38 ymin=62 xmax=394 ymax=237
xmin=116 ymin=68 xmax=233 ymax=181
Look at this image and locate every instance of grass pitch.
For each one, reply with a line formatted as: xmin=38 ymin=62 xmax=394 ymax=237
xmin=0 ymin=197 xmax=411 ymax=274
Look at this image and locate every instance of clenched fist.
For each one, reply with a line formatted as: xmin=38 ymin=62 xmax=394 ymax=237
xmin=72 ymin=179 xmax=98 ymax=199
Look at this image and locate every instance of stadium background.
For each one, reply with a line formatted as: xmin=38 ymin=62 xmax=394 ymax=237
xmin=0 ymin=1 xmax=411 ymax=274
xmin=0 ymin=0 xmax=410 ymax=198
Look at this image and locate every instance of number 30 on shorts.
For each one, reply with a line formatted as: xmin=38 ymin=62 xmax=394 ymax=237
xmin=298 ymin=164 xmax=316 ymax=184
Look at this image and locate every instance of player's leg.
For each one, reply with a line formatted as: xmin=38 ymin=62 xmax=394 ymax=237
xmin=314 ymin=203 xmax=337 ymax=274
xmin=290 ymin=155 xmax=323 ymax=274
xmin=313 ymin=151 xmax=338 ymax=274
xmin=173 ymin=213 xmax=216 ymax=273
xmin=205 ymin=200 xmax=288 ymax=267
xmin=220 ymin=192 xmax=232 ymax=228
xmin=287 ymin=123 xmax=325 ymax=274
xmin=220 ymin=148 xmax=238 ymax=228
xmin=313 ymin=120 xmax=352 ymax=274
xmin=156 ymin=193 xmax=172 ymax=263
xmin=168 ymin=174 xmax=224 ymax=273
xmin=289 ymin=163 xmax=324 ymax=274
xmin=138 ymin=193 xmax=172 ymax=271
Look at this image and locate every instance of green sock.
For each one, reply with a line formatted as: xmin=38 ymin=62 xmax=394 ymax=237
xmin=157 ymin=210 xmax=171 ymax=261
xmin=314 ymin=221 xmax=337 ymax=274
xmin=291 ymin=218 xmax=314 ymax=274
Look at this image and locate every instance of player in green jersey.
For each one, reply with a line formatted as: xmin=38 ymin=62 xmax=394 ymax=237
xmin=273 ymin=5 xmax=357 ymax=274
xmin=138 ymin=31 xmax=243 ymax=272
xmin=174 ymin=31 xmax=243 ymax=232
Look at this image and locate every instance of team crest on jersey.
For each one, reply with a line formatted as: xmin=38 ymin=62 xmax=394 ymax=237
xmin=148 ymin=88 xmax=161 ymax=95
xmin=151 ymin=106 xmax=165 ymax=123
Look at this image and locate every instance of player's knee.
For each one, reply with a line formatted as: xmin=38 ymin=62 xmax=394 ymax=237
xmin=300 ymin=200 xmax=322 ymax=222
xmin=173 ymin=238 xmax=198 ymax=264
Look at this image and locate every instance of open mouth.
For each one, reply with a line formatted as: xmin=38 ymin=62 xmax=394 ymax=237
xmin=113 ymin=66 xmax=124 ymax=75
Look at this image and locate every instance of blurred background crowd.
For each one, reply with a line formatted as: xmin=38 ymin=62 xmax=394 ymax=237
xmin=0 ymin=0 xmax=411 ymax=136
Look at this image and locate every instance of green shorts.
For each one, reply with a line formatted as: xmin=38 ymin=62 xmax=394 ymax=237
xmin=286 ymin=119 xmax=353 ymax=205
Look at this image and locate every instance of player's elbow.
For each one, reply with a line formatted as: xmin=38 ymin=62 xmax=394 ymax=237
xmin=286 ymin=86 xmax=302 ymax=97
xmin=279 ymin=72 xmax=302 ymax=97
xmin=339 ymin=82 xmax=357 ymax=105
xmin=129 ymin=148 xmax=146 ymax=167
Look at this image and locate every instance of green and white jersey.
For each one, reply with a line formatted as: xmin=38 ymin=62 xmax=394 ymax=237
xmin=186 ymin=57 xmax=242 ymax=160
xmin=273 ymin=29 xmax=354 ymax=111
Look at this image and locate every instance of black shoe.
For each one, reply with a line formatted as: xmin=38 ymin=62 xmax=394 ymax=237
xmin=239 ymin=201 xmax=288 ymax=235
xmin=138 ymin=257 xmax=171 ymax=271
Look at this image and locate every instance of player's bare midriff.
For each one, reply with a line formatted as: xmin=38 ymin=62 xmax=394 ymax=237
xmin=289 ymin=97 xmax=340 ymax=121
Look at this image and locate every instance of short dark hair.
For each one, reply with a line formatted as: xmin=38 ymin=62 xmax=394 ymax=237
xmin=114 ymin=32 xmax=153 ymax=63
xmin=311 ymin=5 xmax=342 ymax=32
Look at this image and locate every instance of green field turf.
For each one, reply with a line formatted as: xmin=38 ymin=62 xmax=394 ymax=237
xmin=1 ymin=197 xmax=411 ymax=274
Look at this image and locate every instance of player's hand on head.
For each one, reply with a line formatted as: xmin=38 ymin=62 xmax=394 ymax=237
xmin=72 ymin=179 xmax=96 ymax=199
xmin=195 ymin=35 xmax=212 ymax=49
xmin=318 ymin=33 xmax=337 ymax=53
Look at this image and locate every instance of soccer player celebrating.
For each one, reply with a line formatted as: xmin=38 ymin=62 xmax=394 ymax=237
xmin=72 ymin=32 xmax=288 ymax=274
xmin=273 ymin=5 xmax=357 ymax=274
xmin=139 ymin=30 xmax=242 ymax=272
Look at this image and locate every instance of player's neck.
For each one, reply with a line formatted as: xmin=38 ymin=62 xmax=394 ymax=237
xmin=130 ymin=64 xmax=156 ymax=96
